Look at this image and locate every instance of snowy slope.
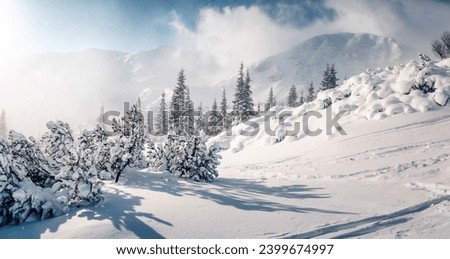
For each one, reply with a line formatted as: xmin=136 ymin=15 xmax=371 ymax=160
xmin=209 ymin=57 xmax=450 ymax=153
xmin=0 ymin=33 xmax=405 ymax=137
xmin=217 ymin=33 xmax=405 ymax=102
xmin=0 ymin=108 xmax=449 ymax=238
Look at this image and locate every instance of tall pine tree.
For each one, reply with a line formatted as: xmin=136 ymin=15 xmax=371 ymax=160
xmin=232 ymin=63 xmax=254 ymax=125
xmin=206 ymin=99 xmax=222 ymax=136
xmin=195 ymin=102 xmax=204 ymax=133
xmin=170 ymin=69 xmax=189 ymax=135
xmin=306 ymin=82 xmax=316 ymax=102
xmin=264 ymin=86 xmax=275 ymax=112
xmin=287 ymin=84 xmax=298 ymax=107
xmin=328 ymin=63 xmax=339 ymax=89
xmin=242 ymin=68 xmax=255 ymax=121
xmin=156 ymin=92 xmax=168 ymax=134
xmin=184 ymin=86 xmax=196 ymax=135
xmin=320 ymin=63 xmax=339 ymax=91
xmin=220 ymin=89 xmax=230 ymax=129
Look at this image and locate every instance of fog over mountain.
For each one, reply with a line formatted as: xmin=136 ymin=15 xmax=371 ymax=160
xmin=0 ymin=32 xmax=408 ymax=136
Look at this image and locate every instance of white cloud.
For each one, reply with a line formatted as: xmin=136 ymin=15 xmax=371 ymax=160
xmin=311 ymin=0 xmax=450 ymax=55
xmin=170 ymin=6 xmax=306 ymax=82
xmin=170 ymin=0 xmax=450 ymax=76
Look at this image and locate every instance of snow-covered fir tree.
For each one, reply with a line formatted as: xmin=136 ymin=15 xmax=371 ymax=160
xmin=183 ymin=135 xmax=221 ymax=182
xmin=184 ymin=86 xmax=196 ymax=136
xmin=220 ymin=89 xmax=230 ymax=130
xmin=195 ymin=102 xmax=204 ymax=133
xmin=264 ymin=86 xmax=275 ymax=112
xmin=242 ymin=68 xmax=255 ymax=120
xmin=156 ymin=92 xmax=169 ymax=135
xmin=306 ymin=82 xmax=316 ymax=102
xmin=287 ymin=84 xmax=298 ymax=107
xmin=232 ymin=63 xmax=254 ymax=125
xmin=206 ymin=99 xmax=222 ymax=136
xmin=170 ymin=69 xmax=187 ymax=135
xmin=0 ymin=110 xmax=7 ymax=139
xmin=320 ymin=63 xmax=339 ymax=91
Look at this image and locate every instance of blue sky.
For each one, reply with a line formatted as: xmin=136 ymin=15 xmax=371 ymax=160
xmin=1 ymin=0 xmax=450 ymax=58
xmin=1 ymin=0 xmax=334 ymax=54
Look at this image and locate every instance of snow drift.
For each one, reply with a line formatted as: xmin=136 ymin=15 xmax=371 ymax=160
xmin=210 ymin=57 xmax=450 ymax=153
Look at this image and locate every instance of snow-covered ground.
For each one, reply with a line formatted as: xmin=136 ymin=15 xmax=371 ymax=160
xmin=1 ymin=106 xmax=449 ymax=238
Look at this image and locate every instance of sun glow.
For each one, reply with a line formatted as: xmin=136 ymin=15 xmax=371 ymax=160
xmin=0 ymin=1 xmax=32 ymax=59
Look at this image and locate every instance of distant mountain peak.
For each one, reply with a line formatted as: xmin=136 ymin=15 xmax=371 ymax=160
xmin=246 ymin=32 xmax=404 ymax=102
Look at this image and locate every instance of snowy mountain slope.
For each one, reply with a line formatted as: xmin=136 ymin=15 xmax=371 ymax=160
xmin=209 ymin=57 xmax=450 ymax=154
xmin=217 ymin=33 xmax=404 ymax=103
xmin=0 ymin=107 xmax=449 ymax=238
xmin=0 ymin=33 xmax=406 ymax=137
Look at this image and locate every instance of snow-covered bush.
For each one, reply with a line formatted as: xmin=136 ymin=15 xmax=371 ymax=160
xmin=9 ymin=131 xmax=54 ymax=188
xmin=108 ymin=104 xmax=148 ymax=182
xmin=157 ymin=134 xmax=221 ymax=182
xmin=0 ymin=138 xmax=65 ymax=227
xmin=42 ymin=121 xmax=102 ymax=206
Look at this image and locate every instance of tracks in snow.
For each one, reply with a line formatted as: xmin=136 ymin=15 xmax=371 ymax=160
xmin=278 ymin=195 xmax=450 ymax=239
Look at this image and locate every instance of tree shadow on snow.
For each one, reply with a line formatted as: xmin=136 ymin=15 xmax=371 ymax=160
xmin=0 ymin=185 xmax=171 ymax=239
xmin=0 ymin=210 xmax=76 ymax=238
xmin=126 ymin=171 xmax=354 ymax=215
xmin=77 ymin=186 xmax=172 ymax=238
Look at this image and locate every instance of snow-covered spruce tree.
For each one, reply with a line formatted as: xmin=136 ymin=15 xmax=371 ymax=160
xmin=220 ymin=89 xmax=231 ymax=130
xmin=242 ymin=68 xmax=255 ymax=121
xmin=182 ymin=135 xmax=221 ymax=182
xmin=170 ymin=69 xmax=187 ymax=135
xmin=329 ymin=64 xmax=339 ymax=89
xmin=232 ymin=63 xmax=254 ymax=125
xmin=157 ymin=134 xmax=220 ymax=182
xmin=287 ymin=84 xmax=298 ymax=107
xmin=306 ymin=82 xmax=316 ymax=102
xmin=320 ymin=63 xmax=339 ymax=91
xmin=232 ymin=63 xmax=246 ymax=124
xmin=0 ymin=109 xmax=7 ymax=139
xmin=184 ymin=86 xmax=197 ymax=136
xmin=110 ymin=103 xmax=148 ymax=183
xmin=156 ymin=92 xmax=169 ymax=135
xmin=319 ymin=64 xmax=330 ymax=91
xmin=205 ymin=99 xmax=223 ymax=136
xmin=264 ymin=86 xmax=275 ymax=112
xmin=195 ymin=102 xmax=204 ymax=133
xmin=42 ymin=121 xmax=102 ymax=206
